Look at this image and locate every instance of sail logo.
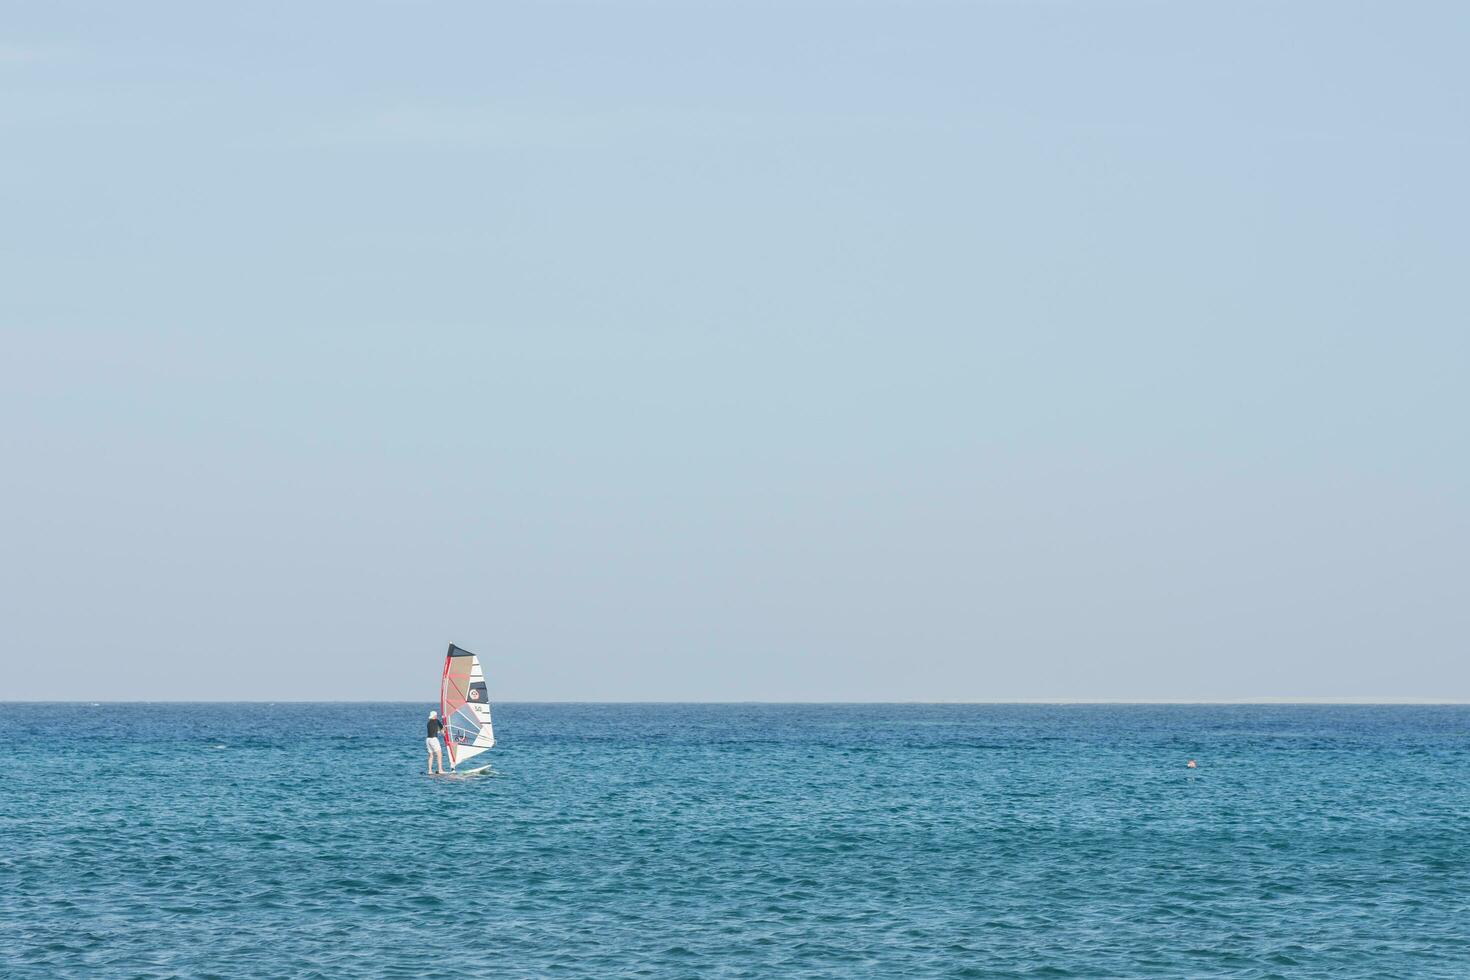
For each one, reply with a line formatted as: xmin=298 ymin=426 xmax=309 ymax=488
xmin=469 ymin=690 xmax=479 ymax=701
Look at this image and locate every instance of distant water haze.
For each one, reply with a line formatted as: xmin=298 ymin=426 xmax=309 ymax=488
xmin=2 ymin=1 xmax=1466 ymax=700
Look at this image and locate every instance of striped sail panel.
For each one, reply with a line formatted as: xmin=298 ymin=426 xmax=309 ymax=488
xmin=441 ymin=644 xmax=494 ymax=767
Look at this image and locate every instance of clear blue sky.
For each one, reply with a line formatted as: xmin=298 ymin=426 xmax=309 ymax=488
xmin=2 ymin=1 xmax=1466 ymax=700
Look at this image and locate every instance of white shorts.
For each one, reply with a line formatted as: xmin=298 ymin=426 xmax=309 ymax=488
xmin=426 ymin=737 xmax=441 ymax=752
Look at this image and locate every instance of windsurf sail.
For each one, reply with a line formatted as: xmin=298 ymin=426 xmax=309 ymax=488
xmin=440 ymin=643 xmax=495 ymax=769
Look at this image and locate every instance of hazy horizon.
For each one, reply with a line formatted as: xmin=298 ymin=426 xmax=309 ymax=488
xmin=7 ymin=698 xmax=1470 ymax=706
xmin=3 ymin=1 xmax=1467 ymax=701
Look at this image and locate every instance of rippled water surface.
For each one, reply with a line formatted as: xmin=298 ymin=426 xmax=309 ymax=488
xmin=2 ymin=703 xmax=1468 ymax=977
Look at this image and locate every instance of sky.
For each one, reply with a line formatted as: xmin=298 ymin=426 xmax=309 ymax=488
xmin=2 ymin=0 xmax=1467 ymax=701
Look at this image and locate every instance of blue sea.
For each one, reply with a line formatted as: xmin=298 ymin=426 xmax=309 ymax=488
xmin=2 ymin=704 xmax=1468 ymax=977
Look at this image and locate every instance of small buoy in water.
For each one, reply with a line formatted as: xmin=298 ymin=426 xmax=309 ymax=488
xmin=1186 ymin=759 xmax=1198 ymax=769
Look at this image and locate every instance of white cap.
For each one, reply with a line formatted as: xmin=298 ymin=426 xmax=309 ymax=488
xmin=429 ymin=710 xmax=437 ymax=718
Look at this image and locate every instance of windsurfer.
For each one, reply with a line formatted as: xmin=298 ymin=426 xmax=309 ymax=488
xmin=426 ymin=710 xmax=449 ymax=775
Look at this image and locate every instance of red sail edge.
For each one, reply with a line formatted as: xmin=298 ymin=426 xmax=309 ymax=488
xmin=439 ymin=647 xmax=458 ymax=766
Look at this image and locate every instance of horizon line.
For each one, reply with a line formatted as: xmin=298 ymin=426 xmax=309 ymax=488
xmin=4 ymin=698 xmax=1470 ymax=706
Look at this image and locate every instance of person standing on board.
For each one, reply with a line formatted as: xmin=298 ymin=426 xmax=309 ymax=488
xmin=426 ymin=710 xmax=449 ymax=775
